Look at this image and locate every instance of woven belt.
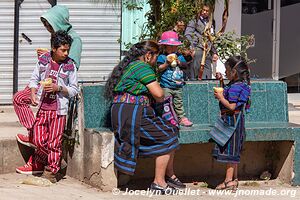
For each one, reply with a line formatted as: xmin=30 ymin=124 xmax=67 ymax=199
xmin=221 ymin=110 xmax=242 ymax=116
xmin=113 ymin=93 xmax=150 ymax=106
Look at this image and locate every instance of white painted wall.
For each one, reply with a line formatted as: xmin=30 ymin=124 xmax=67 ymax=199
xmin=214 ymin=0 xmax=241 ymax=36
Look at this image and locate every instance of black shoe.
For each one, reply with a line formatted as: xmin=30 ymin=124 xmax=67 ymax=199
xmin=150 ymin=182 xmax=178 ymax=195
xmin=166 ymin=176 xmax=186 ymax=188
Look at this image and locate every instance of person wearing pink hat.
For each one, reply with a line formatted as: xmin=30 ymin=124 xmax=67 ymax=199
xmin=157 ymin=31 xmax=193 ymax=127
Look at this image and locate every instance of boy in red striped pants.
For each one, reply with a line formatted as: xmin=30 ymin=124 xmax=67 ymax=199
xmin=14 ymin=5 xmax=82 ymax=147
xmin=16 ymin=30 xmax=79 ymax=183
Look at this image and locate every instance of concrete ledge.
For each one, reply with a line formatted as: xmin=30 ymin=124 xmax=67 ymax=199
xmin=66 ymin=129 xmax=117 ymax=191
xmin=133 ymin=141 xmax=294 ymax=184
xmin=63 ymin=84 xmax=300 ymax=188
xmin=0 ymin=139 xmax=33 ymax=174
xmin=66 ymin=124 xmax=295 ymax=188
xmin=66 ymin=97 xmax=117 ymax=191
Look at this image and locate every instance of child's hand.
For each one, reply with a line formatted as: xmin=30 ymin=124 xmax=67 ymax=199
xmin=165 ymin=59 xmax=171 ymax=65
xmin=214 ymin=90 xmax=224 ymax=100
xmin=44 ymin=83 xmax=59 ymax=93
xmin=215 ymin=72 xmax=223 ymax=80
xmin=30 ymin=93 xmax=38 ymax=106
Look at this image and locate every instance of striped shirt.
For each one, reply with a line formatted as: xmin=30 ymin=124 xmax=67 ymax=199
xmin=220 ymin=81 xmax=251 ymax=111
xmin=114 ymin=61 xmax=157 ymax=95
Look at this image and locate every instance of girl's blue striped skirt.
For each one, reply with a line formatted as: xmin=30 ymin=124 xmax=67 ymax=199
xmin=212 ymin=113 xmax=246 ymax=163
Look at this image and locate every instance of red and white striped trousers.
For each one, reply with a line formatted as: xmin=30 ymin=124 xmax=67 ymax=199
xmin=32 ymin=110 xmax=66 ymax=174
xmin=13 ymin=86 xmax=36 ymax=137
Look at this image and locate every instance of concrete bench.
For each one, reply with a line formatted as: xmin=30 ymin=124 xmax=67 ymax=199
xmin=67 ymin=80 xmax=300 ymax=191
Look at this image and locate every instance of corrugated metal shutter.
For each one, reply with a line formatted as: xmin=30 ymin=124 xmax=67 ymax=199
xmin=58 ymin=0 xmax=121 ymax=81
xmin=0 ymin=1 xmax=14 ymax=104
xmin=18 ymin=0 xmax=51 ymax=90
xmin=2 ymin=0 xmax=120 ymax=105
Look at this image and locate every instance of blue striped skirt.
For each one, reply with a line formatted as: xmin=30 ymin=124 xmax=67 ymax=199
xmin=212 ymin=113 xmax=246 ymax=163
xmin=138 ymin=106 xmax=179 ymax=157
xmin=111 ymin=102 xmax=179 ymax=175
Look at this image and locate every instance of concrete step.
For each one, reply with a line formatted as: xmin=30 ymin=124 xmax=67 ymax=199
xmin=0 ymin=105 xmax=36 ymax=139
xmin=0 ymin=106 xmax=26 ymax=139
xmin=0 ymin=113 xmax=21 ymax=125
xmin=0 ymin=106 xmax=31 ymax=174
xmin=0 ymin=105 xmax=38 ymax=113
xmin=0 ymin=106 xmax=15 ymax=113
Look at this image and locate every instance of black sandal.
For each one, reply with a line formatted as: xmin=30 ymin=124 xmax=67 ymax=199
xmin=216 ymin=179 xmax=238 ymax=191
xmin=232 ymin=179 xmax=239 ymax=191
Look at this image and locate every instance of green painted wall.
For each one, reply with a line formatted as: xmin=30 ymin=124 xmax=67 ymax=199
xmin=82 ymin=80 xmax=289 ymax=129
xmin=121 ymin=1 xmax=150 ymax=51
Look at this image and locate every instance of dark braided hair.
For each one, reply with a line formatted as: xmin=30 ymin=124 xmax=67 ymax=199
xmin=225 ymin=56 xmax=250 ymax=85
xmin=225 ymin=56 xmax=251 ymax=112
xmin=104 ymin=40 xmax=159 ymax=100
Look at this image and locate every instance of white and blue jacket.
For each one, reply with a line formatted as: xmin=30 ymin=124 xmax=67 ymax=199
xmin=29 ymin=52 xmax=79 ymax=115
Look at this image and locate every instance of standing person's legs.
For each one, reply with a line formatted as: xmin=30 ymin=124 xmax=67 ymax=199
xmin=225 ymin=163 xmax=235 ymax=182
xmin=33 ymin=111 xmax=66 ymax=183
xmin=153 ymin=150 xmax=186 ymax=191
xmin=166 ymin=151 xmax=175 ymax=177
xmin=32 ymin=111 xmax=65 ymax=167
xmin=216 ymin=163 xmax=239 ymax=190
xmin=190 ymin=49 xmax=203 ymax=80
xmin=16 ymin=110 xmax=48 ymax=174
xmin=234 ymin=164 xmax=238 ymax=180
xmin=162 ymin=88 xmax=183 ymax=127
xmin=201 ymin=55 xmax=212 ymax=79
xmin=154 ymin=152 xmax=172 ymax=187
xmin=33 ymin=110 xmax=51 ymax=165
xmin=47 ymin=114 xmax=66 ymax=174
xmin=139 ymin=106 xmax=183 ymax=191
xmin=165 ymin=150 xmax=186 ymax=188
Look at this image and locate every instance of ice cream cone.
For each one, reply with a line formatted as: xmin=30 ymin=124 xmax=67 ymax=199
xmin=167 ymin=53 xmax=177 ymax=62
xmin=213 ymin=87 xmax=224 ymax=93
xmin=167 ymin=54 xmax=177 ymax=67
xmin=40 ymin=78 xmax=52 ymax=86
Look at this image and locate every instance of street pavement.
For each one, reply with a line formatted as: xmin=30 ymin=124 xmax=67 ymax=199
xmin=0 ymin=173 xmax=299 ymax=200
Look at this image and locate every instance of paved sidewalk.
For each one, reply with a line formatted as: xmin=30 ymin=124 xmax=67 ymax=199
xmin=0 ymin=173 xmax=299 ymax=200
